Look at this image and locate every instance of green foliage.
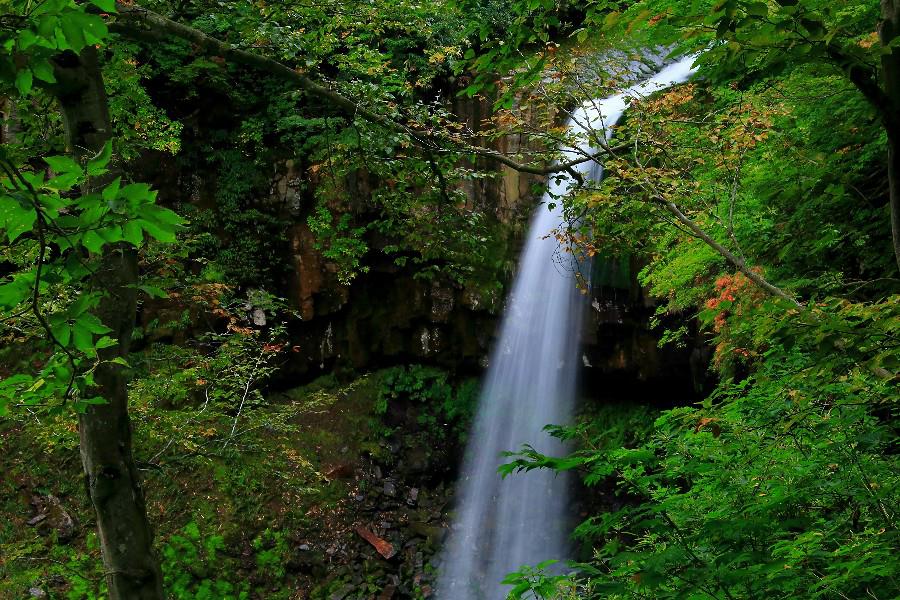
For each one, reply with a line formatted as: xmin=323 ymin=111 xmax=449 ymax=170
xmin=168 ymin=0 xmax=474 ymax=91
xmin=447 ymin=0 xmax=573 ymax=106
xmin=505 ymin=294 xmax=899 ymax=599
xmin=0 ymin=0 xmax=187 ymax=420
xmin=376 ymin=365 xmax=478 ymax=442
xmin=251 ymin=528 xmax=290 ymax=580
xmin=182 ymin=148 xmax=290 ymax=290
xmin=0 ymin=0 xmax=111 ymax=97
xmin=377 ymin=364 xmax=453 ymax=410
xmin=105 ymin=42 xmax=184 ymax=159
xmin=307 ymin=204 xmax=370 ymax=285
xmin=503 ymin=560 xmax=579 ymax=600
xmin=120 ymin=0 xmax=521 ymax=291
xmin=0 ymin=138 xmax=183 ymax=413
xmin=3 ymin=0 xmax=898 ymax=599
xmin=162 ymin=521 xmax=249 ymax=600
xmin=506 ymin=320 xmax=898 ymax=598
xmin=0 ymin=531 xmax=107 ymax=599
xmin=476 ymin=2 xmax=900 ymax=597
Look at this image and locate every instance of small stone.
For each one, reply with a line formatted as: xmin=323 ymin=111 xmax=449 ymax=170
xmin=251 ymin=308 xmax=266 ymax=326
xmin=374 ymin=466 xmax=383 ymax=479
xmin=406 ymin=488 xmax=419 ymax=505
xmin=29 ymin=588 xmax=47 ymax=598
xmin=329 ymin=583 xmax=354 ymax=600
xmin=26 ymin=514 xmax=47 ymax=526
xmin=298 ymin=544 xmax=310 ymax=551
xmin=383 ymin=481 xmax=397 ymax=497
xmin=28 ymin=495 xmax=76 ymax=542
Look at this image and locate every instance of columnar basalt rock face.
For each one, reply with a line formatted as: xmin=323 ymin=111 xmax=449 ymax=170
xmin=289 ymin=223 xmax=326 ymax=321
xmin=283 ymin=269 xmax=500 ymax=377
xmin=266 ymin=90 xmax=548 ymax=377
xmin=452 ymin=93 xmax=549 ymax=222
xmin=582 ymin=255 xmax=709 ymax=397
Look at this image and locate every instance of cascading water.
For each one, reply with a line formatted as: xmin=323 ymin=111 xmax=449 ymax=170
xmin=436 ymin=56 xmax=697 ymax=599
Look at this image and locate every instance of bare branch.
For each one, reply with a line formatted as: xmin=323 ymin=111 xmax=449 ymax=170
xmin=654 ymin=195 xmax=802 ymax=307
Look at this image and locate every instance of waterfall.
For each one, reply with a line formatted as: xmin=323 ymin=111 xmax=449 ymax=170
xmin=436 ymin=56 xmax=698 ymax=599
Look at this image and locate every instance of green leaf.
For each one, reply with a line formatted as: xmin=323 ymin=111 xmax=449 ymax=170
xmin=72 ymin=324 xmax=94 ymax=352
xmin=44 ymin=155 xmax=82 ymax=176
xmin=31 ymin=60 xmax=56 ymax=83
xmin=0 ymin=275 xmax=34 ymax=308
xmin=58 ymin=11 xmax=109 ymax=49
xmin=45 ymin=171 xmax=81 ymax=191
xmin=69 ymin=293 xmax=95 ymax=317
xmin=60 ymin=16 xmax=87 ymax=50
xmin=119 ymin=182 xmax=154 ymax=203
xmin=94 ymin=336 xmax=118 ymax=349
xmin=87 ymin=141 xmax=113 ymax=176
xmin=79 ymin=313 xmax=112 ymax=335
xmin=140 ymin=204 xmax=185 ymax=226
xmin=122 ymin=220 xmax=144 ymax=246
xmin=75 ymin=396 xmax=107 ymax=414
xmin=89 ymin=0 xmax=118 ymax=12
xmin=17 ymin=29 xmax=38 ymax=50
xmin=81 ymin=229 xmax=105 ymax=254
xmin=745 ymin=2 xmax=768 ymax=16
xmin=102 ymin=177 xmax=121 ymax=202
xmin=138 ymin=219 xmax=176 ymax=243
xmin=79 ymin=14 xmax=109 ymax=44
xmin=0 ymin=200 xmax=37 ymax=242
xmin=51 ymin=322 xmax=72 ymax=347
xmin=15 ymin=69 xmax=33 ymax=95
xmin=98 ymin=225 xmax=124 ymax=243
xmin=138 ymin=285 xmax=168 ymax=299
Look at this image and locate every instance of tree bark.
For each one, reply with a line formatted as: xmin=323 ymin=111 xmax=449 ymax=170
xmin=53 ymin=47 xmax=165 ymax=600
xmin=880 ymin=0 xmax=900 ymax=272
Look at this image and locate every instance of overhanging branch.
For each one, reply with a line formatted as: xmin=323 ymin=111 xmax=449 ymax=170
xmin=109 ymin=2 xmax=616 ymax=177
xmin=653 ymin=195 xmax=802 ymax=307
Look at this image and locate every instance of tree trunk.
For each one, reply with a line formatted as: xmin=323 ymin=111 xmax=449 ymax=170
xmin=53 ymin=47 xmax=165 ymax=600
xmin=880 ymin=0 xmax=900 ymax=272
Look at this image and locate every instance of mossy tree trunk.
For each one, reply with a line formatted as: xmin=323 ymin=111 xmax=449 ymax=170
xmin=881 ymin=0 xmax=900 ymax=272
xmin=52 ymin=47 xmax=165 ymax=600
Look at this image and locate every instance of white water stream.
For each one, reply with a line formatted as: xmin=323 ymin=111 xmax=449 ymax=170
xmin=436 ymin=56 xmax=697 ymax=599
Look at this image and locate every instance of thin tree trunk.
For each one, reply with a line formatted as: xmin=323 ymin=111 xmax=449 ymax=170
xmin=53 ymin=47 xmax=165 ymax=600
xmin=887 ymin=129 xmax=900 ymax=273
xmin=881 ymin=0 xmax=900 ymax=272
